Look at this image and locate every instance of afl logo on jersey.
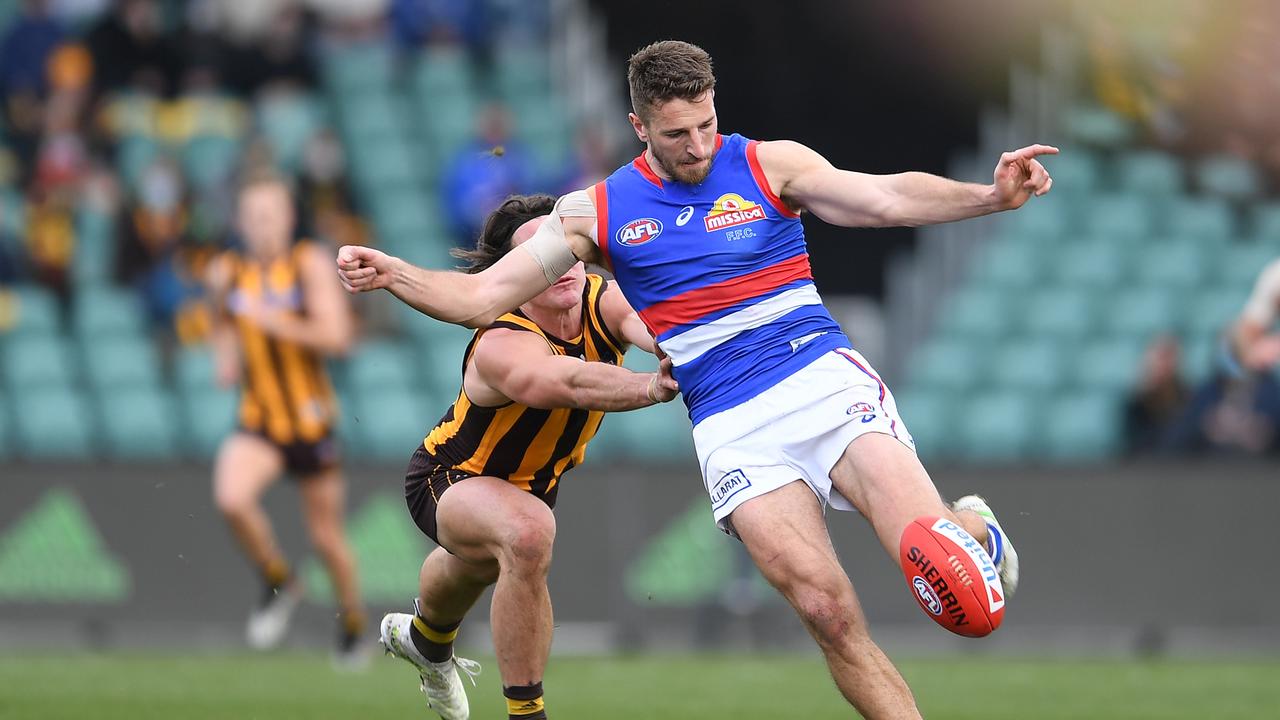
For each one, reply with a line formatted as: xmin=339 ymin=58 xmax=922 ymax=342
xmin=616 ymin=218 xmax=664 ymax=246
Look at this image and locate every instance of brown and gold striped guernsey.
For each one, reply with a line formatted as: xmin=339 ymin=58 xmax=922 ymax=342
xmin=422 ymin=274 xmax=626 ymax=497
xmin=224 ymin=241 xmax=336 ymax=445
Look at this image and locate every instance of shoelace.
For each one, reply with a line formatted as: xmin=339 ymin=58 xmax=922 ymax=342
xmin=421 ymin=656 xmax=482 ymax=693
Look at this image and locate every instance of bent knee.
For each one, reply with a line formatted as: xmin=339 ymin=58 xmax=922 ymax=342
xmin=214 ymin=487 xmax=253 ymax=517
xmin=497 ymin=521 xmax=555 ymax=575
xmin=788 ymin=584 xmax=866 ymax=649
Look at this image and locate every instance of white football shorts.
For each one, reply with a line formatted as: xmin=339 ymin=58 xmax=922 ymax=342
xmin=691 ymin=347 xmax=915 ymax=534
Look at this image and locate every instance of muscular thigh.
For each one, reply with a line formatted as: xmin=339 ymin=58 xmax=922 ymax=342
xmin=435 ymin=477 xmax=557 ymax=565
xmin=214 ymin=432 xmax=285 ymax=505
xmin=728 ymin=480 xmax=850 ymax=594
xmin=828 ymin=431 xmax=947 ymax=556
xmin=298 ymin=467 xmax=345 ymax=531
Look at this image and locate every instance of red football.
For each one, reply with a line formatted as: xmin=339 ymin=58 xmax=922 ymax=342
xmin=898 ymin=516 xmax=1005 ymax=637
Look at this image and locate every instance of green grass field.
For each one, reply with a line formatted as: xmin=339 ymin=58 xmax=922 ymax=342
xmin=1 ymin=653 xmax=1277 ymax=719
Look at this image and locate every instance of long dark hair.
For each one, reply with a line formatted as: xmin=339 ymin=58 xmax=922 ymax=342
xmin=451 ymin=194 xmax=557 ymax=274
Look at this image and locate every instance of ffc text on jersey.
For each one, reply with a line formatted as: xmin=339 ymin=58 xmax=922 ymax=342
xmin=616 ymin=218 xmax=664 ymax=246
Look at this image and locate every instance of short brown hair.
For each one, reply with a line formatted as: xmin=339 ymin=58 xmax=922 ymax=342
xmin=627 ymin=40 xmax=715 ymax=120
xmin=452 ymin=194 xmax=557 ymax=274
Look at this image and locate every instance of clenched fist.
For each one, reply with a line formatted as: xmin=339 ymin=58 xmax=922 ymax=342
xmin=336 ymin=245 xmax=397 ymax=294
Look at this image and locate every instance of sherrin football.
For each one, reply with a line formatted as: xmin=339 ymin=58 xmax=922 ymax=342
xmin=898 ymin=516 xmax=1005 ymax=637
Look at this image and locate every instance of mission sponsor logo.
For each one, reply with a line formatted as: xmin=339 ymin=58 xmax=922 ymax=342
xmin=704 ymin=193 xmax=766 ymax=232
xmin=616 ymin=218 xmax=664 ymax=246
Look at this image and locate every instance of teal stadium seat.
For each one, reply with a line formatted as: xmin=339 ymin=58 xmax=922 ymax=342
xmin=1 ymin=335 xmax=76 ymax=389
xmin=1117 ymin=150 xmax=1183 ymax=195
xmin=1061 ymin=105 xmax=1134 ymax=148
xmin=494 ymin=45 xmax=551 ymax=105
xmin=1196 ymin=155 xmax=1262 ymax=200
xmin=98 ymin=387 xmax=180 ymax=459
xmin=1084 ymin=195 xmax=1152 ymax=241
xmin=412 ymin=47 xmax=476 ymax=99
xmin=351 ymin=388 xmax=437 ymax=460
xmin=73 ymin=208 xmax=114 ymax=286
xmin=954 ymin=390 xmax=1037 ymax=462
xmin=1000 ymin=194 xmax=1069 ymax=241
xmin=1041 ymin=392 xmax=1122 ymax=461
xmin=83 ymin=337 xmax=161 ymax=391
xmin=1069 ymin=337 xmax=1145 ymax=393
xmin=1020 ymin=287 xmax=1098 ymax=340
xmin=346 ymin=340 xmax=418 ymax=393
xmin=937 ymin=288 xmax=1014 ymax=342
xmin=422 ymin=95 xmax=480 ymax=161
xmin=1134 ymin=240 xmax=1207 ymax=290
xmin=1104 ymin=287 xmax=1181 ymax=338
xmin=1215 ymin=244 xmax=1278 ymax=286
xmin=1249 ymin=203 xmax=1280 ymax=243
xmin=1041 ymin=150 xmax=1101 ymax=196
xmin=0 ymin=391 xmax=9 ymax=458
xmin=991 ymin=338 xmax=1068 ymax=393
xmin=175 ymin=345 xmax=216 ymax=391
xmin=257 ymin=93 xmax=323 ymax=171
xmin=324 ymin=43 xmax=394 ymax=95
xmin=115 ymin=135 xmax=160 ymax=191
xmin=1186 ymin=287 xmax=1249 ymax=339
xmin=1163 ymin=198 xmax=1235 ymax=242
xmin=11 ymin=386 xmax=93 ymax=459
xmin=182 ymin=136 xmax=240 ymax=193
xmin=596 ymin=400 xmax=696 ymax=464
xmin=969 ymin=238 xmax=1043 ymax=290
xmin=907 ymin=338 xmax=986 ymax=394
xmin=1051 ymin=239 xmax=1131 ymax=289
xmin=891 ymin=390 xmax=954 ymax=459
xmin=350 ymin=138 xmax=418 ymax=192
xmin=73 ymin=286 xmax=146 ymax=339
xmin=181 ymin=387 xmax=238 ymax=458
xmin=2 ymin=286 xmax=60 ymax=338
xmin=340 ymin=92 xmax=403 ymax=143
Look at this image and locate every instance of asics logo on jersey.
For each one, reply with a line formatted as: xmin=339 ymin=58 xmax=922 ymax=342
xmin=676 ymin=206 xmax=695 ymax=226
xmin=616 ymin=218 xmax=664 ymax=246
xmin=705 ymin=192 xmax=766 ymax=232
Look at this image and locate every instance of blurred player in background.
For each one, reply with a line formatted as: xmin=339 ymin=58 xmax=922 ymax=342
xmin=339 ymin=40 xmax=1052 ymax=717
xmin=1232 ymin=257 xmax=1280 ymax=372
xmin=207 ymin=170 xmax=367 ymax=666
xmin=378 ymin=194 xmax=678 ymax=720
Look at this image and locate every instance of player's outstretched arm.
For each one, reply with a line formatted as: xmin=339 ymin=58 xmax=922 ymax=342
xmin=337 ymin=205 xmax=601 ymax=329
xmin=471 ymin=330 xmax=678 ymax=411
xmin=1233 ymin=258 xmax=1280 ymax=371
xmin=758 ymin=140 xmax=1057 ymax=228
xmin=598 ymin=280 xmax=658 ymax=354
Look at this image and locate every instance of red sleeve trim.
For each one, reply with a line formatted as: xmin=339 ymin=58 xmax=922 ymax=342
xmin=746 ymin=140 xmax=801 ymax=219
xmin=591 ymin=182 xmax=611 ymax=271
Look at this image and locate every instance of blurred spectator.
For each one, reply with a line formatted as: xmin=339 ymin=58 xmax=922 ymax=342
xmin=85 ymin=0 xmax=177 ymax=97
xmin=226 ymin=4 xmax=317 ymax=96
xmin=0 ymin=196 xmax=25 ymax=286
xmin=555 ymin=125 xmax=618 ymax=194
xmin=1124 ymin=335 xmax=1190 ymax=454
xmin=441 ymin=103 xmax=534 ymax=244
xmin=1165 ymin=372 xmax=1280 ymax=456
xmin=390 ymin=0 xmax=487 ymax=54
xmin=115 ymin=156 xmax=197 ymax=332
xmin=1231 ymin=258 xmax=1280 ymax=374
xmin=0 ymin=0 xmax=67 ymax=176
xmin=297 ymin=128 xmax=367 ymax=248
xmin=25 ymin=188 xmax=76 ymax=303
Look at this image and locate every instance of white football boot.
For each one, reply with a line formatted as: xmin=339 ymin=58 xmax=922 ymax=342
xmin=246 ymin=582 xmax=303 ymax=650
xmin=952 ymin=494 xmax=1020 ymax=597
xmin=380 ymin=612 xmax=480 ymax=720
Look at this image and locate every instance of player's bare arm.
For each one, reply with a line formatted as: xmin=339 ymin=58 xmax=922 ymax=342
xmin=467 ymin=329 xmax=677 ymax=411
xmin=597 ymin=280 xmax=658 ymax=354
xmin=1233 ymin=259 xmax=1280 ymax=370
xmin=205 ymin=254 xmax=241 ymax=388
xmin=337 ymin=203 xmax=600 ymax=328
xmin=757 ymin=139 xmax=1058 ymax=228
xmin=245 ymin=244 xmax=354 ymax=356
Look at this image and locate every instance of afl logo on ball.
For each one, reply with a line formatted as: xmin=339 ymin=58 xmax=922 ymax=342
xmin=616 ymin=218 xmax=663 ymax=246
xmin=912 ymin=575 xmax=943 ymax=615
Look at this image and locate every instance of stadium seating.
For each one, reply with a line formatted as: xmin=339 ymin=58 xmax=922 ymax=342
xmin=83 ymin=337 xmax=162 ymax=391
xmin=180 ymin=387 xmax=238 ymax=459
xmin=10 ymin=386 xmax=94 ymax=460
xmin=97 ymin=387 xmax=181 ymax=460
xmin=1 ymin=335 xmax=77 ymax=390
